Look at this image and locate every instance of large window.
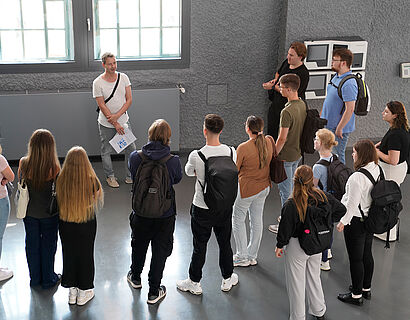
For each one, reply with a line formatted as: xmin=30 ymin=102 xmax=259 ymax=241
xmin=93 ymin=0 xmax=181 ymax=60
xmin=0 ymin=0 xmax=74 ymax=63
xmin=0 ymin=0 xmax=190 ymax=73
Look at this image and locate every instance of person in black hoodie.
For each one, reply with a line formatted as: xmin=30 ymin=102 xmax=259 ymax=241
xmin=275 ymin=165 xmax=346 ymax=320
xmin=127 ymin=119 xmax=182 ymax=304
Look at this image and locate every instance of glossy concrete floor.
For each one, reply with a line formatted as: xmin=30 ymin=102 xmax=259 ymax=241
xmin=1 ymin=153 xmax=410 ymax=320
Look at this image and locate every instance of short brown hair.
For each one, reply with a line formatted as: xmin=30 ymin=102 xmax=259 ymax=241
xmin=148 ymin=119 xmax=172 ymax=145
xmin=387 ymin=101 xmax=409 ymax=131
xmin=101 ymin=52 xmax=115 ymax=64
xmin=204 ymin=114 xmax=224 ymax=134
xmin=279 ymin=73 xmax=300 ymax=91
xmin=332 ymin=48 xmax=353 ymax=67
xmin=353 ymin=139 xmax=378 ymax=170
xmin=290 ymin=41 xmax=307 ymax=60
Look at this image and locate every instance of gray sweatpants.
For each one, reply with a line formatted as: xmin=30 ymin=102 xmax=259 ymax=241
xmin=284 ymin=238 xmax=326 ymax=320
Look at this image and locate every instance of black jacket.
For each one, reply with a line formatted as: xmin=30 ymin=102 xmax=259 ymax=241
xmin=276 ymin=192 xmax=346 ymax=249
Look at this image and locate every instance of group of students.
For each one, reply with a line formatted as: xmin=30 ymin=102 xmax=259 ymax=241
xmin=0 ymin=100 xmax=408 ymax=317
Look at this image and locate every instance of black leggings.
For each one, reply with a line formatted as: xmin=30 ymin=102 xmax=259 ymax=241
xmin=343 ymin=217 xmax=374 ymax=295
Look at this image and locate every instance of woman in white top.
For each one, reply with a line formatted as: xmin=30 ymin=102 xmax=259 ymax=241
xmin=336 ymin=139 xmax=381 ymax=306
xmin=374 ymin=101 xmax=409 ymax=241
xmin=0 ymin=145 xmax=15 ymax=281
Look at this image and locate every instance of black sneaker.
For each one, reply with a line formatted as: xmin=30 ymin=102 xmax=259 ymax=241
xmin=127 ymin=271 xmax=142 ymax=289
xmin=337 ymin=292 xmax=363 ymax=306
xmin=147 ymin=285 xmax=166 ymax=304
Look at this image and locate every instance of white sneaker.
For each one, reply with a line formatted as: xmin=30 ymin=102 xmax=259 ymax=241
xmin=106 ymin=176 xmax=119 ymax=188
xmin=249 ymin=259 xmax=258 ymax=266
xmin=176 ymin=278 xmax=203 ymax=295
xmin=0 ymin=268 xmax=13 ymax=281
xmin=327 ymin=249 xmax=333 ymax=260
xmin=68 ymin=287 xmax=78 ymax=305
xmin=77 ymin=289 xmax=94 ymax=306
xmin=221 ymin=273 xmax=239 ymax=292
xmin=320 ymin=260 xmax=331 ymax=271
xmin=233 ymin=254 xmax=250 ymax=267
xmin=125 ymin=177 xmax=133 ymax=184
xmin=268 ymin=224 xmax=279 ymax=234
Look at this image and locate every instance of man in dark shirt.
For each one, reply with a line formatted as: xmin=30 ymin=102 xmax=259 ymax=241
xmin=263 ymin=41 xmax=309 ymax=140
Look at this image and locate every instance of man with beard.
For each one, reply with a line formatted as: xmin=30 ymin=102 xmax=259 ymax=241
xmin=320 ymin=48 xmax=358 ymax=164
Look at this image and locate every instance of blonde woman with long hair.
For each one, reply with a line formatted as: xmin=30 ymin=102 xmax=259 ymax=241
xmin=0 ymin=144 xmax=15 ymax=281
xmin=275 ymin=165 xmax=346 ymax=320
xmin=232 ymin=116 xmax=273 ymax=267
xmin=57 ymin=146 xmax=103 ymax=306
xmin=18 ymin=129 xmax=61 ymax=288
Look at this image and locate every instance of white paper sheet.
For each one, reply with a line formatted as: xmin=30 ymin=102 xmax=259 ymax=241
xmin=109 ymin=127 xmax=137 ymax=153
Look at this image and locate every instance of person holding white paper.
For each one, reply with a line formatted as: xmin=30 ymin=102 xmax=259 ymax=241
xmin=93 ymin=52 xmax=137 ymax=188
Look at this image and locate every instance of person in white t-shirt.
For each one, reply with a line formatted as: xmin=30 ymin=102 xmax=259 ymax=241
xmin=176 ymin=114 xmax=239 ymax=295
xmin=92 ymin=52 xmax=136 ymax=188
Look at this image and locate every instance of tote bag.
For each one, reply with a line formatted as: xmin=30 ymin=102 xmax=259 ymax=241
xmin=267 ymin=136 xmax=287 ymax=184
xmin=15 ymin=179 xmax=29 ymax=219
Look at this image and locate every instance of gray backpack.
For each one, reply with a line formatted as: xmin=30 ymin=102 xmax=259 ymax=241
xmin=132 ymin=151 xmax=172 ymax=218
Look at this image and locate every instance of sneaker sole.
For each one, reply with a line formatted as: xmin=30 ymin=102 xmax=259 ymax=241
xmin=268 ymin=228 xmax=278 ymax=234
xmin=233 ymin=261 xmax=250 ymax=267
xmin=320 ymin=267 xmax=331 ymax=271
xmin=249 ymin=260 xmax=258 ymax=266
xmin=221 ymin=278 xmax=239 ymax=292
xmin=176 ymin=285 xmax=202 ymax=295
xmin=147 ymin=292 xmax=167 ymax=304
xmin=68 ymin=299 xmax=77 ymax=305
xmin=127 ymin=277 xmax=142 ymax=289
xmin=77 ymin=294 xmax=94 ymax=306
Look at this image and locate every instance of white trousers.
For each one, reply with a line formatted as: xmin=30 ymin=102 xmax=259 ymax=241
xmin=284 ymin=238 xmax=326 ymax=320
xmin=232 ymin=186 xmax=270 ymax=260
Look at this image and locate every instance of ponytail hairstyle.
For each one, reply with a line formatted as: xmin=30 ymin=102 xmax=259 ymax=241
xmin=246 ymin=115 xmax=268 ymax=169
xmin=291 ymin=165 xmax=327 ymax=222
xmin=315 ymin=128 xmax=338 ymax=150
xmin=386 ymin=101 xmax=409 ymax=131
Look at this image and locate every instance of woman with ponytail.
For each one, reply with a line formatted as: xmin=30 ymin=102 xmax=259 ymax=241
xmin=232 ymin=116 xmax=273 ymax=267
xmin=275 ymin=165 xmax=346 ymax=320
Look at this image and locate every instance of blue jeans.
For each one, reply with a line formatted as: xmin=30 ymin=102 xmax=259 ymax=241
xmin=330 ymin=129 xmax=350 ymax=164
xmin=98 ymin=121 xmax=136 ymax=178
xmin=23 ymin=215 xmax=59 ymax=288
xmin=278 ymin=159 xmax=301 ymax=207
xmin=0 ymin=196 xmax=10 ymax=260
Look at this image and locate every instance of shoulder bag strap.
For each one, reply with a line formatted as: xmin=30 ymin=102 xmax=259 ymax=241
xmin=104 ymin=73 xmax=121 ymax=104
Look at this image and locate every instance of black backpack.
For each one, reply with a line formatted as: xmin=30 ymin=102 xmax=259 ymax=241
xmin=358 ymin=166 xmax=403 ymax=248
xmin=300 ymin=102 xmax=328 ymax=157
xmin=297 ymin=200 xmax=333 ymax=255
xmin=317 ymin=154 xmax=353 ymax=200
xmin=329 ymin=72 xmax=370 ymax=116
xmin=132 ymin=151 xmax=173 ymax=218
xmin=197 ymin=148 xmax=238 ymax=212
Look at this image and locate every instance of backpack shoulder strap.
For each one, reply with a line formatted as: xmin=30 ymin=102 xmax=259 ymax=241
xmin=229 ymin=146 xmax=234 ymax=160
xmin=337 ymin=74 xmax=357 ymax=99
xmin=197 ymin=150 xmax=207 ymax=163
xmin=358 ymin=167 xmax=377 ymax=186
xmin=137 ymin=150 xmax=149 ymax=162
xmin=378 ymin=165 xmax=385 ymax=181
xmin=159 ymin=154 xmax=173 ymax=164
xmin=317 ymin=159 xmax=331 ymax=167
xmin=329 ymin=73 xmax=338 ymax=89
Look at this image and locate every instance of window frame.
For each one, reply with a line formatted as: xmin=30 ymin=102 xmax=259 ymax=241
xmin=0 ymin=0 xmax=190 ymax=74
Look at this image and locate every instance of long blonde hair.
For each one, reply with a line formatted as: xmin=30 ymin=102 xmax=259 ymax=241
xmin=291 ymin=165 xmax=327 ymax=222
xmin=246 ymin=116 xmax=268 ymax=169
xmin=20 ymin=129 xmax=60 ymax=190
xmin=56 ymin=146 xmax=103 ymax=223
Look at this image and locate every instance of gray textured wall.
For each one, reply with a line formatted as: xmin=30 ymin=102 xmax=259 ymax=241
xmin=0 ymin=0 xmax=281 ymax=150
xmin=1 ymin=0 xmax=407 ymax=150
xmin=285 ymin=0 xmax=410 ymax=146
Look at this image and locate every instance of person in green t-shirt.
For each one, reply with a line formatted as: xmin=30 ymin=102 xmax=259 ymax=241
xmin=268 ymin=73 xmax=307 ymax=234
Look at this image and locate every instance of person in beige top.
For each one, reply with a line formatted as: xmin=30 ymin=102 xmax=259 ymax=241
xmin=232 ymin=116 xmax=273 ymax=267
